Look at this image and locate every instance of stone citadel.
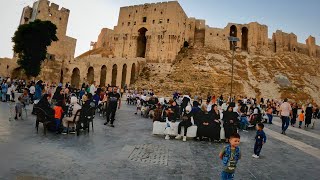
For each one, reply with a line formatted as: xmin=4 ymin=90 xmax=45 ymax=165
xmin=0 ymin=0 xmax=319 ymax=92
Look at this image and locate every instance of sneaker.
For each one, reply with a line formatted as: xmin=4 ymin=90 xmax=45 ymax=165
xmin=283 ymin=131 xmax=286 ymax=135
xmin=183 ymin=136 xmax=187 ymax=142
xmin=281 ymin=131 xmax=284 ymax=134
xmin=165 ymin=135 xmax=170 ymax=140
xmin=299 ymin=126 xmax=301 ymax=128
xmin=175 ymin=135 xmax=182 ymax=140
xmin=252 ymin=154 xmax=259 ymax=158
xmin=110 ymin=124 xmax=115 ymax=127
xmin=104 ymin=122 xmax=109 ymax=125
xmin=69 ymin=130 xmax=76 ymax=134
xmin=242 ymin=130 xmax=248 ymax=132
xmin=61 ymin=131 xmax=67 ymax=135
xmin=134 ymin=112 xmax=137 ymax=115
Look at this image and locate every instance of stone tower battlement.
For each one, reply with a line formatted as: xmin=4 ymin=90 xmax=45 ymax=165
xmin=19 ymin=0 xmax=76 ymax=60
xmin=90 ymin=1 xmax=320 ymax=62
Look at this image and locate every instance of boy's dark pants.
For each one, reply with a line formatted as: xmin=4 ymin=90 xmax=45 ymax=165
xmin=254 ymin=141 xmax=263 ymax=156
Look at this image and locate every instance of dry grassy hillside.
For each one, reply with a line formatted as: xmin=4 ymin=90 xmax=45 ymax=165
xmin=135 ymin=46 xmax=320 ymax=105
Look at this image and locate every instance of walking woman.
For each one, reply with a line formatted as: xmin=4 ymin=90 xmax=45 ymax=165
xmin=305 ymin=104 xmax=313 ymax=128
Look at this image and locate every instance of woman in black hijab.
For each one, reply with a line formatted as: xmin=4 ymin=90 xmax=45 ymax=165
xmin=222 ymin=105 xmax=239 ymax=142
xmin=210 ymin=104 xmax=221 ymax=141
xmin=36 ymin=94 xmax=54 ymax=118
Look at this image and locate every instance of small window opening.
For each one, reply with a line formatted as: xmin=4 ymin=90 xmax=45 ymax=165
xmin=167 ymin=19 xmax=170 ymax=23
xmin=143 ymin=17 xmax=147 ymax=23
xmin=217 ymin=33 xmax=219 ymax=36
xmin=134 ymin=21 xmax=136 ymax=25
xmin=154 ymin=8 xmax=156 ymax=11
xmin=159 ymin=19 xmax=163 ymax=24
xmin=153 ymin=20 xmax=155 ymax=24
xmin=128 ymin=22 xmax=130 ymax=26
xmin=210 ymin=33 xmax=212 ymax=35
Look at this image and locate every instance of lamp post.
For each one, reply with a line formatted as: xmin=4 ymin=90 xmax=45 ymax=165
xmin=228 ymin=36 xmax=239 ymax=103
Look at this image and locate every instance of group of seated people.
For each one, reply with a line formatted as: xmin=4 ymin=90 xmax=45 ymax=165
xmin=33 ymin=89 xmax=95 ymax=134
xmin=153 ymin=98 xmax=265 ymax=142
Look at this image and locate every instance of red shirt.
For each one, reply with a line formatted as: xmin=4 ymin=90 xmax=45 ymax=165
xmin=54 ymin=106 xmax=63 ymax=119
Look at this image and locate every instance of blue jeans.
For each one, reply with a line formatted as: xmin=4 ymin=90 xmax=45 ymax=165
xmin=254 ymin=142 xmax=263 ymax=156
xmin=267 ymin=114 xmax=273 ymax=124
xmin=281 ymin=116 xmax=290 ymax=132
xmin=221 ymin=171 xmax=234 ymax=180
xmin=240 ymin=116 xmax=249 ymax=130
xmin=55 ymin=118 xmax=61 ymax=132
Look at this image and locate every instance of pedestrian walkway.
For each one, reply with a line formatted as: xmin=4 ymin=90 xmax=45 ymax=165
xmin=0 ymin=102 xmax=319 ymax=179
xmin=271 ymin=120 xmax=320 ymax=140
xmin=264 ymin=127 xmax=320 ymax=159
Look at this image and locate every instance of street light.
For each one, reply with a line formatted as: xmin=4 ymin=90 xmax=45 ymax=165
xmin=228 ymin=36 xmax=239 ymax=103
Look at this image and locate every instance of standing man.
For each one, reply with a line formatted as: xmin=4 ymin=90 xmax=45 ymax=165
xmin=104 ymin=87 xmax=121 ymax=127
xmin=90 ymin=81 xmax=96 ymax=95
xmin=29 ymin=82 xmax=35 ymax=103
xmin=279 ymin=98 xmax=292 ymax=135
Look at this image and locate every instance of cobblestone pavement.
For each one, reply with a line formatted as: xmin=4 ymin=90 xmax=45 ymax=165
xmin=0 ymin=101 xmax=319 ymax=180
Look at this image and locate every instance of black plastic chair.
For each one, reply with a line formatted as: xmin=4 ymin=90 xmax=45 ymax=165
xmin=34 ymin=107 xmax=52 ymax=135
xmin=67 ymin=109 xmax=81 ymax=134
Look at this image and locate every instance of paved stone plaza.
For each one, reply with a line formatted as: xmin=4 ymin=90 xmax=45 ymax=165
xmin=0 ymin=101 xmax=319 ymax=180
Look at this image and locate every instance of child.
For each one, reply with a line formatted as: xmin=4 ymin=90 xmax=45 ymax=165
xmin=252 ymin=123 xmax=267 ymax=158
xmin=53 ymin=101 xmax=64 ymax=134
xmin=219 ymin=133 xmax=241 ymax=180
xmin=135 ymin=97 xmax=141 ymax=115
xmin=298 ymin=110 xmax=305 ymax=128
xmin=14 ymin=97 xmax=23 ymax=120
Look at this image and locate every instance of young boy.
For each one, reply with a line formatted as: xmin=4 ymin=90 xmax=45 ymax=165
xmin=14 ymin=97 xmax=23 ymax=120
xmin=54 ymin=101 xmax=64 ymax=134
xmin=298 ymin=110 xmax=305 ymax=128
xmin=219 ymin=133 xmax=241 ymax=180
xmin=252 ymin=123 xmax=267 ymax=158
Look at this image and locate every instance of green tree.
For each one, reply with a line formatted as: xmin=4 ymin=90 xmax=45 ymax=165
xmin=12 ymin=19 xmax=58 ymax=77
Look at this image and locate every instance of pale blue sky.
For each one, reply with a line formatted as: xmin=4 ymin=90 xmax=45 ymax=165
xmin=0 ymin=0 xmax=319 ymax=58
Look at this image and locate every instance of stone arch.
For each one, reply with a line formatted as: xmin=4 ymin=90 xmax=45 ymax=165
xmin=87 ymin=67 xmax=94 ymax=84
xmin=137 ymin=27 xmax=148 ymax=58
xmin=130 ymin=63 xmax=136 ymax=85
xmin=229 ymin=25 xmax=237 ymax=50
xmin=11 ymin=67 xmax=23 ymax=79
xmin=241 ymin=27 xmax=248 ymax=51
xmin=111 ymin=64 xmax=117 ymax=86
xmin=60 ymin=69 xmax=64 ymax=83
xmin=121 ymin=64 xmax=127 ymax=88
xmin=100 ymin=65 xmax=107 ymax=87
xmin=71 ymin=68 xmax=80 ymax=88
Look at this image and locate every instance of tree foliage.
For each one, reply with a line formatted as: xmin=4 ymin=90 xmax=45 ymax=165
xmin=12 ymin=19 xmax=58 ymax=77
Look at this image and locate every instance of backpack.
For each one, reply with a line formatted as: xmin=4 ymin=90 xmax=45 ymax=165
xmin=222 ymin=145 xmax=240 ymax=166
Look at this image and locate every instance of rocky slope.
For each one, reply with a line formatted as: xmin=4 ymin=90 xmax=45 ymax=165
xmin=135 ymin=46 xmax=320 ymax=105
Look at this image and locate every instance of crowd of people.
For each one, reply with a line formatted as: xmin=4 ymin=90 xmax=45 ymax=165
xmin=1 ymin=76 xmax=320 ymax=179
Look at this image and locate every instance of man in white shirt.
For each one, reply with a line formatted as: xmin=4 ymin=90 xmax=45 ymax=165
xmin=29 ymin=83 xmax=35 ymax=102
xmin=279 ymin=98 xmax=292 ymax=135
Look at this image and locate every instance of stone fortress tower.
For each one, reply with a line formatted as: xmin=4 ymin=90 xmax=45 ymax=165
xmin=1 ymin=0 xmax=319 ymax=89
xmin=92 ymin=1 xmax=320 ymax=62
xmin=19 ymin=0 xmax=76 ymax=60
